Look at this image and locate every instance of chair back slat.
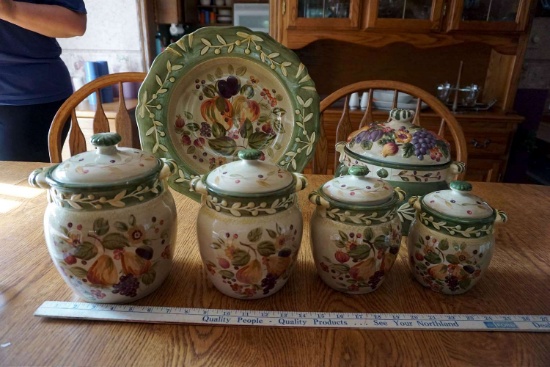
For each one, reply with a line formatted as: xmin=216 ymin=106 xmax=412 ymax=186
xmin=68 ymin=111 xmax=87 ymax=157
xmin=49 ymin=72 xmax=146 ymax=163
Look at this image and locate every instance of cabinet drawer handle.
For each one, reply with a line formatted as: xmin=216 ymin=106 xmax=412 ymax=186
xmin=471 ymin=138 xmax=491 ymax=149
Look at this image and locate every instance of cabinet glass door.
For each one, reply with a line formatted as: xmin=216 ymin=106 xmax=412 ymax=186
xmin=298 ymin=0 xmax=350 ymax=18
xmin=366 ymin=0 xmax=444 ymax=30
xmin=446 ymin=0 xmax=530 ymax=32
xmin=378 ymin=0 xmax=433 ymax=19
xmin=289 ymin=0 xmax=361 ymax=29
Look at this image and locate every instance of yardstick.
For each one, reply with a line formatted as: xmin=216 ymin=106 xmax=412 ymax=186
xmin=35 ymin=301 xmax=550 ymax=332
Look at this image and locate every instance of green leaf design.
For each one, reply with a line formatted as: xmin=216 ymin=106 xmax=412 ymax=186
xmin=114 ymin=221 xmax=128 ymax=232
xmin=436 ymin=140 xmax=450 ymax=158
xmin=416 ymin=262 xmax=427 ymax=270
xmin=93 ymin=218 xmax=109 ymax=236
xmin=338 ymin=230 xmax=348 ymax=242
xmin=73 ymin=242 xmax=98 ymax=260
xmin=102 ymin=233 xmax=129 ymax=250
xmin=349 ymin=245 xmax=371 ymax=261
xmin=247 ymin=227 xmax=263 ymax=242
xmin=141 ymin=269 xmax=156 ymax=285
xmin=219 ymin=270 xmax=235 ymax=279
xmin=439 ymin=239 xmax=449 ymax=251
xmin=187 ymin=123 xmax=200 ymax=132
xmin=208 ymin=137 xmax=237 ymax=155
xmin=360 ymin=140 xmax=373 ymax=150
xmin=424 ymin=252 xmax=442 ymax=264
xmin=212 ymin=122 xmax=227 ymax=138
xmin=402 ymin=142 xmax=414 ymax=158
xmin=373 ymin=235 xmax=388 ymax=250
xmin=69 ymin=267 xmax=88 ymax=279
xmin=336 ymin=240 xmax=346 ymax=248
xmin=272 ymin=107 xmax=286 ymax=116
xmin=129 ymin=215 xmax=136 ymax=226
xmin=266 ymin=229 xmax=277 ymax=239
xmin=257 ymin=241 xmax=276 ymax=256
xmin=187 ymin=145 xmax=196 ymax=155
xmin=232 ymin=249 xmax=250 ymax=266
xmin=216 ymin=96 xmax=228 ymax=113
xmin=236 ymin=66 xmax=247 ymax=76
xmin=363 ymin=227 xmax=374 ymax=242
xmin=240 ymin=84 xmax=254 ymax=99
xmin=248 ymin=131 xmax=275 ymax=150
xmin=239 ymin=119 xmax=253 ymax=139
xmin=203 ymin=85 xmax=217 ymax=98
xmin=446 ymin=254 xmax=460 ymax=265
xmin=330 ymin=263 xmax=350 ymax=273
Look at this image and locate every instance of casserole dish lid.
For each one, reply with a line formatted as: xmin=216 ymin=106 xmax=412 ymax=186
xmin=345 ymin=108 xmax=451 ymax=167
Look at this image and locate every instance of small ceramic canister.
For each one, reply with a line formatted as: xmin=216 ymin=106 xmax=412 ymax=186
xmin=28 ymin=133 xmax=178 ymax=303
xmin=190 ymin=149 xmax=307 ymax=299
xmin=407 ymin=181 xmax=507 ymax=294
xmin=308 ymin=166 xmax=406 ymax=294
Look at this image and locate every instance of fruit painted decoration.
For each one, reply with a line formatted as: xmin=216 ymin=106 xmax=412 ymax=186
xmin=87 ymin=255 xmax=118 ymax=286
xmin=345 ymin=109 xmax=450 ymax=165
xmin=176 ymin=71 xmax=285 ymax=165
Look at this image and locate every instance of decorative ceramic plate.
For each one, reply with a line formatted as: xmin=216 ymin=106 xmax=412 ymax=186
xmin=136 ymin=27 xmax=320 ymax=201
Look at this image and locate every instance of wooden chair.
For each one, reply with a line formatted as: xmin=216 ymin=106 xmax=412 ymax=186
xmin=312 ymin=80 xmax=468 ymax=178
xmin=48 ymin=72 xmax=147 ymax=163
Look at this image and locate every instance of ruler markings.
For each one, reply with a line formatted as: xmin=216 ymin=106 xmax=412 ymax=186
xmin=34 ymin=301 xmax=550 ymax=332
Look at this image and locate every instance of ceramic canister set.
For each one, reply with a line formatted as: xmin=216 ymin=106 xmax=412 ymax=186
xmin=29 ymin=108 xmax=506 ymax=303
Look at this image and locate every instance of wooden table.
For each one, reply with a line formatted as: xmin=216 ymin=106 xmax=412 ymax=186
xmin=1 ymin=161 xmax=549 ymax=366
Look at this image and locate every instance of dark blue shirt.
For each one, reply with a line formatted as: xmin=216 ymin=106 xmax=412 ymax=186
xmin=0 ymin=0 xmax=87 ymax=105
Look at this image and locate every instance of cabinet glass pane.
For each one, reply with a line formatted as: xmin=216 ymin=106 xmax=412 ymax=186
xmin=298 ymin=0 xmax=350 ymax=18
xmin=378 ymin=0 xmax=432 ymax=19
xmin=462 ymin=0 xmax=519 ymax=22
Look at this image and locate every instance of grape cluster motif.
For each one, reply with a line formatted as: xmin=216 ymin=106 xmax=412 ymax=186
xmin=348 ymin=121 xmax=449 ymax=162
xmin=112 ymin=274 xmax=140 ymax=297
xmin=411 ymin=130 xmax=437 ymax=160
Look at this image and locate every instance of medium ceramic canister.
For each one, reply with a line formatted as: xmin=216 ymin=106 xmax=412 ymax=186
xmin=308 ymin=166 xmax=406 ymax=294
xmin=407 ymin=181 xmax=507 ymax=295
xmin=335 ymin=108 xmax=466 ymax=234
xmin=28 ymin=133 xmax=178 ymax=303
xmin=190 ymin=149 xmax=307 ymax=299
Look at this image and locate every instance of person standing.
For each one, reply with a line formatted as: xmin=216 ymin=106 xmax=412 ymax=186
xmin=0 ymin=0 xmax=87 ymax=162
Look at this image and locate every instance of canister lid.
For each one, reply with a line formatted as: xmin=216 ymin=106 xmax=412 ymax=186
xmin=50 ymin=133 xmax=161 ymax=187
xmin=422 ymin=181 xmax=494 ymax=219
xmin=205 ymin=149 xmax=294 ymax=195
xmin=322 ymin=166 xmax=394 ymax=205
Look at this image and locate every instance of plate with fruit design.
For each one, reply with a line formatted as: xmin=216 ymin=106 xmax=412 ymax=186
xmin=136 ymin=26 xmax=320 ymax=201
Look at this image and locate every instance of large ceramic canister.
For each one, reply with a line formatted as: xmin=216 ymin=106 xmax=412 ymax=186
xmin=308 ymin=166 xmax=406 ymax=294
xmin=28 ymin=133 xmax=178 ymax=303
xmin=190 ymin=149 xmax=307 ymax=299
xmin=407 ymin=181 xmax=507 ymax=295
xmin=335 ymin=108 xmax=466 ymax=234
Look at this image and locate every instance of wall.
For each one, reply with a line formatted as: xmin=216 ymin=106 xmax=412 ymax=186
xmin=57 ymin=0 xmax=147 ymax=87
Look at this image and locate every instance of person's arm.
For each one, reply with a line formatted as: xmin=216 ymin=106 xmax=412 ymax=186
xmin=0 ymin=0 xmax=86 ymax=38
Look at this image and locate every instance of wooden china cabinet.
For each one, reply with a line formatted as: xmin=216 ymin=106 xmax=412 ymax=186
xmin=271 ymin=0 xmax=537 ymax=182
